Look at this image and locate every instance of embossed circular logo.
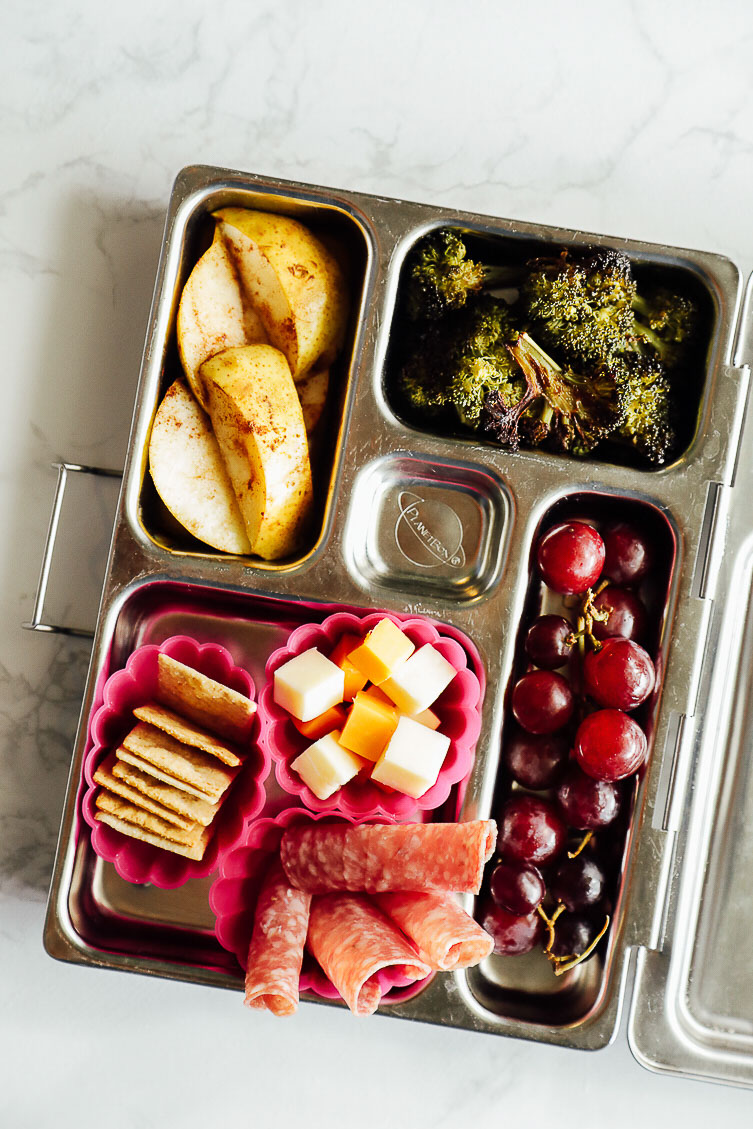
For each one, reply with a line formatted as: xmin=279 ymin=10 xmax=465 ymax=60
xmin=394 ymin=491 xmax=466 ymax=569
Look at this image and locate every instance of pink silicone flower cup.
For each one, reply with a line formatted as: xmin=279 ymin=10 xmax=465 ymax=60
xmin=256 ymin=611 xmax=484 ymax=820
xmin=210 ymin=807 xmax=433 ymax=1006
xmin=81 ymin=635 xmax=269 ymax=888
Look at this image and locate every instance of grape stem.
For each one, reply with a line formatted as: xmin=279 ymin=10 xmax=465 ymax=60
xmin=567 ymin=830 xmax=593 ymax=859
xmin=566 ymin=582 xmax=611 ymax=653
xmin=551 ymin=915 xmax=610 ymax=977
xmin=537 ymin=903 xmax=565 ymax=954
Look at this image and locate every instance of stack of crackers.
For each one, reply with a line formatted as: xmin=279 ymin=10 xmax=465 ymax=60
xmin=93 ymin=653 xmax=256 ymax=860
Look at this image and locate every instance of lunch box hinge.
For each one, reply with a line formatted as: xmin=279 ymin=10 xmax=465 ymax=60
xmin=690 ymin=481 xmax=726 ymax=601
xmin=23 ymin=461 xmax=122 ymax=638
xmin=653 ymin=711 xmax=694 ymax=836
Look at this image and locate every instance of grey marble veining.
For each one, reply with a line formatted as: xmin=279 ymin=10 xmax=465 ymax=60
xmin=0 ymin=638 xmax=90 ymax=899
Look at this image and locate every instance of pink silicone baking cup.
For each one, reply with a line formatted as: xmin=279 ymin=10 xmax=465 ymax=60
xmin=256 ymin=611 xmax=483 ymax=820
xmin=81 ymin=635 xmax=269 ymax=888
xmin=210 ymin=806 xmax=433 ymax=1006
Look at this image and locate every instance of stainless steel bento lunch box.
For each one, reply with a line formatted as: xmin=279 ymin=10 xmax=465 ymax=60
xmin=33 ymin=164 xmax=753 ymax=1088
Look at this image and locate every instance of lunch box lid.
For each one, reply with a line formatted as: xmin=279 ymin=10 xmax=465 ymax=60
xmin=627 ymin=271 xmax=753 ymax=1087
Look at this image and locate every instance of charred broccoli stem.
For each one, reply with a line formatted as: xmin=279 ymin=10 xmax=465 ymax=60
xmin=482 ymin=333 xmax=626 ymax=457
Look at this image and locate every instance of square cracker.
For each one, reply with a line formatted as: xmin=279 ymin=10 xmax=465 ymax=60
xmin=156 ymin=653 xmax=255 ymax=741
xmin=116 ymin=748 xmax=217 ymax=801
xmin=94 ymin=811 xmax=212 ymax=861
xmin=111 ymin=757 xmax=218 ymax=826
xmin=133 ymin=702 xmax=241 ymax=767
xmin=121 ymin=722 xmax=237 ymax=801
xmin=95 ymin=790 xmax=206 ymax=846
xmin=94 ymin=754 xmax=193 ymax=830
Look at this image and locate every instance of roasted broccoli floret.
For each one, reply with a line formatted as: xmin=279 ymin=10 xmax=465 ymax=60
xmin=523 ymin=247 xmax=634 ymax=330
xmin=523 ymin=247 xmax=699 ymax=373
xmin=613 ymin=352 xmax=676 ymax=463
xmin=521 ymin=246 xmax=636 ymax=365
xmin=630 ymin=287 xmax=699 ymax=370
xmin=397 ymin=295 xmax=525 ymax=429
xmin=404 ymin=229 xmax=513 ymax=321
xmin=482 ymin=332 xmax=626 ymax=456
xmin=444 ymin=297 xmax=524 ymax=428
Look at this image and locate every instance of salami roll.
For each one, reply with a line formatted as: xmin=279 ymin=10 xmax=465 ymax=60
xmin=373 ymin=891 xmax=494 ymax=971
xmin=280 ymin=820 xmax=496 ymax=895
xmin=244 ymin=858 xmax=312 ymax=1017
xmin=306 ymin=893 xmax=431 ymax=1016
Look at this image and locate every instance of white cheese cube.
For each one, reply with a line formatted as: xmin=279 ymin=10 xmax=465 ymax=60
xmin=371 ymin=716 xmax=450 ymax=798
xmin=273 ymin=648 xmax=345 ymax=722
xmin=291 ymin=731 xmax=363 ymax=800
xmin=380 ymin=644 xmax=456 ymax=715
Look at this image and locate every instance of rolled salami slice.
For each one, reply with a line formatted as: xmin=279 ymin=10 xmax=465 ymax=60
xmin=281 ymin=820 xmax=496 ymax=895
xmin=373 ymin=891 xmax=494 ymax=971
xmin=306 ymin=893 xmax=431 ymax=1016
xmin=244 ymin=858 xmax=312 ymax=1017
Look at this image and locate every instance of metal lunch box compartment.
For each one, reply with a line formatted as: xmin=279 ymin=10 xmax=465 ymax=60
xmin=135 ymin=179 xmax=375 ymax=572
xmin=380 ymin=224 xmax=720 ymax=473
xmin=33 ymin=165 xmax=753 ymax=1086
xmin=466 ymin=491 xmax=677 ymax=1030
xmin=343 ymin=454 xmax=510 ymax=603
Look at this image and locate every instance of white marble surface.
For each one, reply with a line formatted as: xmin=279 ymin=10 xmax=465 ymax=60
xmin=3 ymin=0 xmax=753 ymax=1123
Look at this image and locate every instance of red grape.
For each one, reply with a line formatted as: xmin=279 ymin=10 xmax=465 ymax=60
xmin=498 ymin=794 xmax=566 ymax=866
xmin=584 ymin=637 xmax=655 ymax=710
xmin=602 ymin=522 xmax=653 ymax=586
xmin=556 ymin=765 xmax=622 ymax=828
xmin=480 ymin=901 xmax=544 ymax=956
xmin=490 ymin=860 xmax=545 ymax=914
xmin=511 ymin=670 xmax=574 ymax=734
xmin=550 ymin=855 xmax=606 ymax=912
xmin=525 ymin=615 xmax=574 ymax=669
xmin=574 ymin=708 xmax=647 ymax=781
xmin=503 ymin=728 xmax=569 ymax=790
xmin=536 ymin=521 xmax=605 ymax=595
xmin=592 ymin=586 xmax=647 ymax=642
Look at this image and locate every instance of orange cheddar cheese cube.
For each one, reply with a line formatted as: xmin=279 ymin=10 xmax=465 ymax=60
xmin=329 ymin=633 xmax=369 ymax=701
xmin=363 ymin=686 xmax=440 ymax=730
xmin=412 ymin=706 xmax=441 ymax=731
xmin=347 ymin=619 xmax=415 ymax=685
xmin=292 ymin=703 xmax=348 ymax=742
xmin=361 ymin=685 xmax=392 ymax=706
xmin=338 ymin=690 xmax=399 ymax=763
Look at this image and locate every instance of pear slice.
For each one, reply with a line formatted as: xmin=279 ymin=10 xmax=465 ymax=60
xmin=297 ymin=366 xmax=330 ymax=439
xmin=200 ymin=345 xmax=314 ymax=561
xmin=148 ymin=379 xmax=252 ymax=554
xmin=176 ymin=230 xmax=268 ymax=410
xmin=213 ymin=208 xmax=348 ymax=382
